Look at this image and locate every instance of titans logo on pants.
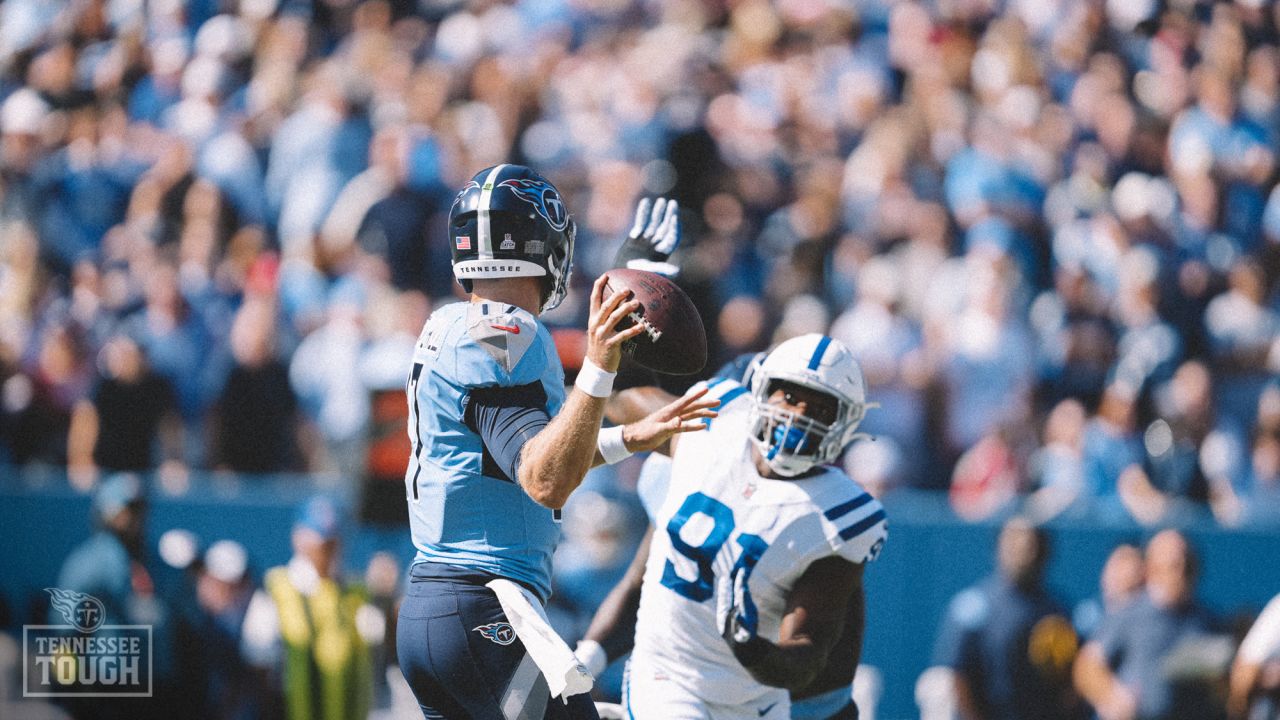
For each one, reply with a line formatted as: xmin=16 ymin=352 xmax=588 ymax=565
xmin=473 ymin=622 xmax=517 ymax=645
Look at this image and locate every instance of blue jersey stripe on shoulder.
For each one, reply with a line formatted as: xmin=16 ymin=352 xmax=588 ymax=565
xmin=717 ymin=386 xmax=748 ymax=407
xmin=808 ymin=335 xmax=832 ymax=370
xmin=824 ymin=493 xmax=873 ymax=522
xmin=839 ymin=508 xmax=886 ymax=541
xmin=703 ymin=384 xmax=748 ymax=427
xmin=705 ymin=376 xmax=728 ymax=389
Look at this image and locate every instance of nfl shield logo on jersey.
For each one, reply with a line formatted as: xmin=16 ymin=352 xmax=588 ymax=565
xmin=473 ymin=622 xmax=517 ymax=645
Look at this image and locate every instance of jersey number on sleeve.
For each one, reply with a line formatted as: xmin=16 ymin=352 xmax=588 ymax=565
xmin=660 ymin=492 xmax=769 ymax=631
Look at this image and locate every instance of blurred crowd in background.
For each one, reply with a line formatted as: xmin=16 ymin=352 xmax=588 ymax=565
xmin=3 ymin=0 xmax=1280 ymax=717
xmin=5 ymin=0 xmax=1280 ymax=520
xmin=4 ymin=0 xmax=1280 ymax=528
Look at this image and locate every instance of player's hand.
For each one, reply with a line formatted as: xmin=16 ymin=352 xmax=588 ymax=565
xmin=586 ymin=274 xmax=646 ymax=372
xmin=613 ymin=197 xmax=680 ymax=276
xmin=621 ymin=386 xmax=718 ymax=452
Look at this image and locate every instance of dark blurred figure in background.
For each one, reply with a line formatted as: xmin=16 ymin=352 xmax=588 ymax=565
xmin=66 ymin=333 xmax=182 ymax=489
xmin=209 ymin=299 xmax=307 ymax=474
xmin=1 ymin=324 xmax=89 ymax=467
xmin=53 ymin=473 xmax=175 ymax=719
xmin=240 ymin=497 xmax=377 ymax=720
xmin=191 ymin=540 xmax=262 ymax=720
xmin=1074 ymin=530 xmax=1222 ymax=720
xmin=1072 ymin=543 xmax=1146 ymax=642
xmin=928 ymin=517 xmax=1082 ymax=720
xmin=363 ymin=551 xmax=412 ymax=720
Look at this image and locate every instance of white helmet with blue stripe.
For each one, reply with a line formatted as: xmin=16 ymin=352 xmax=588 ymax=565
xmin=746 ymin=333 xmax=874 ymax=477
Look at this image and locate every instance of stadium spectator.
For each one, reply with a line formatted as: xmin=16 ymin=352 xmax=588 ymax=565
xmin=1072 ymin=543 xmax=1145 ymax=641
xmin=186 ymin=540 xmax=263 ymax=720
xmin=362 ymin=551 xmax=407 ymax=719
xmin=209 ymin=298 xmax=307 ymax=474
xmin=1244 ymin=429 xmax=1280 ymax=525
xmin=3 ymin=324 xmax=90 ymax=467
xmin=1074 ymin=529 xmax=1219 ymax=720
xmin=0 ymin=0 xmax=1274 ymax=529
xmin=1080 ymin=383 xmax=1145 ymax=519
xmin=1121 ymin=361 xmax=1245 ymax=526
xmin=66 ymin=333 xmax=181 ymax=486
xmin=929 ymin=517 xmax=1081 ymax=720
xmin=53 ymin=473 xmax=177 ymax=719
xmin=1025 ymin=398 xmax=1089 ymax=521
xmin=240 ymin=496 xmax=380 ymax=720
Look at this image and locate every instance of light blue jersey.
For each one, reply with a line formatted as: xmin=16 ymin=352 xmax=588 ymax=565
xmin=404 ymin=301 xmax=565 ymax=601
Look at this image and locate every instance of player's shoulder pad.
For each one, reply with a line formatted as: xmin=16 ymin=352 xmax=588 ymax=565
xmin=412 ymin=304 xmax=458 ymax=365
xmin=465 ymin=302 xmax=543 ymax=375
xmin=818 ymin=475 xmax=888 ymax=564
xmin=693 ymin=376 xmax=752 ymax=412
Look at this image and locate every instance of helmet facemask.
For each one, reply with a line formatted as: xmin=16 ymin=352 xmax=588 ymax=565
xmin=748 ymin=378 xmax=866 ymax=477
xmin=541 ymin=218 xmax=575 ymax=312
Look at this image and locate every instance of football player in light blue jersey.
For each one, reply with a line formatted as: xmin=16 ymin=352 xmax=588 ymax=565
xmin=396 ymin=164 xmax=716 ymax=720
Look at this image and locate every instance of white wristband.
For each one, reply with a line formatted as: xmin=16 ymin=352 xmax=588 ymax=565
xmin=574 ymin=639 xmax=608 ymax=677
xmin=575 ymin=358 xmax=616 ymax=398
xmin=597 ymin=425 xmax=633 ymax=465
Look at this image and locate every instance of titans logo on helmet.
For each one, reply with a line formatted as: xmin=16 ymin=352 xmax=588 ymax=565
xmin=498 ymin=178 xmax=569 ymax=231
xmin=473 ymin=622 xmax=517 ymax=645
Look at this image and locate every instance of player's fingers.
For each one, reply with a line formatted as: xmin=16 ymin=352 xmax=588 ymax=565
xmin=629 ymin=198 xmax=650 ymax=239
xmin=592 ymin=286 xmax=630 ymax=332
xmin=672 ymin=419 xmax=711 ymax=433
xmin=655 ymin=389 xmax=713 ymax=420
xmin=685 ymin=398 xmax=720 ymax=413
xmin=679 ymin=409 xmax=718 ymax=422
xmin=656 ymin=199 xmax=679 ymax=253
xmin=664 ymin=385 xmax=708 ymax=412
xmin=590 ymin=275 xmax=608 ymax=316
xmin=665 ymin=400 xmax=719 ymax=421
xmin=601 ymin=298 xmax=642 ymax=333
xmin=604 ymin=323 xmax=646 ymax=347
xmin=646 ymin=197 xmax=665 ymax=239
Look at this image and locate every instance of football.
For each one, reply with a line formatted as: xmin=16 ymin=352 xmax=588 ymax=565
xmin=601 ymin=268 xmax=707 ymax=375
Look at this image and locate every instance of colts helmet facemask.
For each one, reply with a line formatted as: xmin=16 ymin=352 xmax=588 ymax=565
xmin=449 ymin=164 xmax=576 ymax=313
xmin=745 ymin=334 xmax=876 ymax=477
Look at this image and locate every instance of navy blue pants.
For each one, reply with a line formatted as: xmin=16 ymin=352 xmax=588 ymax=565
xmin=397 ymin=565 xmax=600 ymax=720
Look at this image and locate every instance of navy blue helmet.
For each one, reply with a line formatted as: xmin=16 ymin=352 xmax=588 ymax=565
xmin=448 ymin=164 xmax=576 ymax=312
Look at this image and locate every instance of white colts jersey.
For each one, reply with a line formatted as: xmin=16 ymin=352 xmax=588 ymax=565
xmin=630 ymin=379 xmax=888 ymax=711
